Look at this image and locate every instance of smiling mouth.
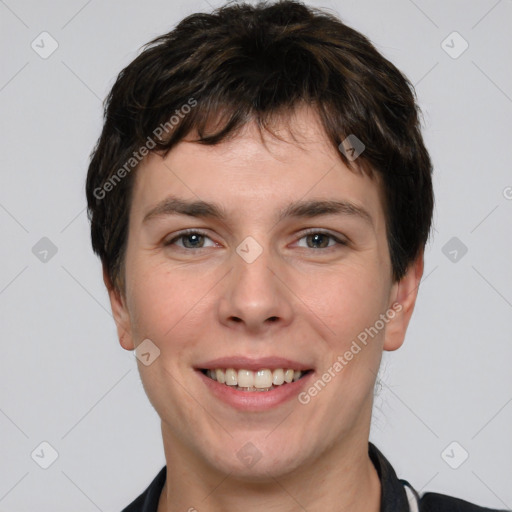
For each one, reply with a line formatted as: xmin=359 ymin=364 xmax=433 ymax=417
xmin=200 ymin=368 xmax=313 ymax=392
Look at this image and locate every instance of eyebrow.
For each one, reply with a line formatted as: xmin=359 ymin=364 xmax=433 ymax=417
xmin=142 ymin=196 xmax=373 ymax=227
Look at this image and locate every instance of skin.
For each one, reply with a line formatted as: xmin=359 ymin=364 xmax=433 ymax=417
xmin=105 ymin=106 xmax=424 ymax=512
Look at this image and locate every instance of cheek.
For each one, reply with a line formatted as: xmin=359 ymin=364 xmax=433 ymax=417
xmin=308 ymin=261 xmax=389 ymax=342
xmin=125 ymin=263 xmax=210 ymax=414
xmin=125 ymin=258 xmax=216 ymax=354
xmin=306 ymin=266 xmax=390 ymax=403
xmin=306 ymin=266 xmax=388 ymax=415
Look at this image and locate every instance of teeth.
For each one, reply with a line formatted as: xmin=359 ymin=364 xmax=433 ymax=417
xmin=237 ymin=369 xmax=253 ymax=388
xmin=215 ymin=368 xmax=225 ymax=384
xmin=272 ymin=368 xmax=285 ymax=385
xmin=203 ymin=368 xmax=307 ymax=391
xmin=225 ymin=368 xmax=237 ymax=385
xmin=254 ymin=369 xmax=272 ymax=388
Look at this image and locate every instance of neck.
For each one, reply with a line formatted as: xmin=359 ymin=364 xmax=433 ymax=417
xmin=157 ymin=430 xmax=381 ymax=512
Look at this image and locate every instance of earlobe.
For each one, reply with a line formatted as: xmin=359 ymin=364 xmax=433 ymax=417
xmin=102 ymin=266 xmax=135 ymax=351
xmin=383 ymin=251 xmax=424 ymax=352
xmin=118 ymin=327 xmax=134 ymax=351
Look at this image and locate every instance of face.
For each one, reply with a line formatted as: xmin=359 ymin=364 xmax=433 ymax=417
xmin=107 ymin=106 xmax=423 ymax=481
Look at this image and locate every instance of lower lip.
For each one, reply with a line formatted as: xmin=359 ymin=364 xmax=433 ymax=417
xmin=196 ymin=370 xmax=314 ymax=411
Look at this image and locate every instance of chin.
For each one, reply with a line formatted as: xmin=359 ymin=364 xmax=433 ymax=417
xmin=205 ymin=439 xmax=308 ymax=481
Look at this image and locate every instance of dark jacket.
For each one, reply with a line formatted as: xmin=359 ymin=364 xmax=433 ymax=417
xmin=121 ymin=442 xmax=508 ymax=511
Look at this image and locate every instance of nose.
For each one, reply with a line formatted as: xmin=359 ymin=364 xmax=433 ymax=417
xmin=217 ymin=242 xmax=294 ymax=334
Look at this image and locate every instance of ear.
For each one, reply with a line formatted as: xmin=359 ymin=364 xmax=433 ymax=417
xmin=383 ymin=250 xmax=424 ymax=352
xmin=102 ymin=265 xmax=135 ymax=351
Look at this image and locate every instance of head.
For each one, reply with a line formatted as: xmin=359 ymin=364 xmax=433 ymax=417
xmin=86 ymin=0 xmax=433 ymax=480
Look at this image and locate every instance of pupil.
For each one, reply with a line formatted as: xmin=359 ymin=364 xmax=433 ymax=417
xmin=184 ymin=234 xmax=202 ymax=248
xmin=309 ymin=233 xmax=327 ymax=248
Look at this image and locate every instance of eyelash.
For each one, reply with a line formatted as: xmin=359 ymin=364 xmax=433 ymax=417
xmin=163 ymin=229 xmax=348 ymax=251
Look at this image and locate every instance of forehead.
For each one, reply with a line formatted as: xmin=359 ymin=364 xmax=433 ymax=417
xmin=130 ymin=107 xmax=385 ymax=230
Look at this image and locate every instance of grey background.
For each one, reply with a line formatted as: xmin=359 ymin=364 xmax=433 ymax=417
xmin=1 ymin=0 xmax=511 ymax=510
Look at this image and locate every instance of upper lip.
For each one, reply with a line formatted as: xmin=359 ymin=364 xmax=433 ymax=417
xmin=196 ymin=356 xmax=314 ymax=372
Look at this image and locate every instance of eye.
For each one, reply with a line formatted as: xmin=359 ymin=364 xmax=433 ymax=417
xmin=295 ymin=230 xmax=347 ymax=250
xmin=163 ymin=229 xmax=347 ymax=251
xmin=163 ymin=230 xmax=217 ymax=249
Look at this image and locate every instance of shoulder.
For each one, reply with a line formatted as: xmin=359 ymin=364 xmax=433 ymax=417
xmin=419 ymin=491 xmax=509 ymax=512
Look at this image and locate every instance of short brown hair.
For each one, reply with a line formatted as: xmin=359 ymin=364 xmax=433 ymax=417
xmin=86 ymin=0 xmax=434 ymax=292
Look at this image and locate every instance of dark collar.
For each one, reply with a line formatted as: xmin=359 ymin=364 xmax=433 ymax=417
xmin=123 ymin=442 xmax=413 ymax=511
xmin=368 ymin=441 xmax=412 ymax=511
